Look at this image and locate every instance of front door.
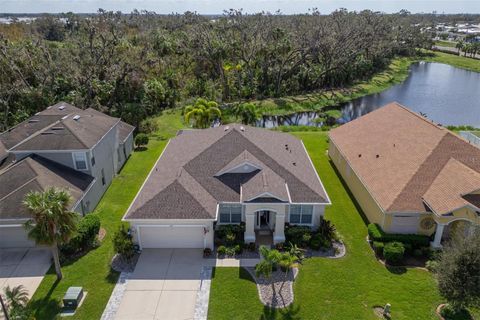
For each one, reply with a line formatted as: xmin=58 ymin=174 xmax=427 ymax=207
xmin=256 ymin=211 xmax=270 ymax=229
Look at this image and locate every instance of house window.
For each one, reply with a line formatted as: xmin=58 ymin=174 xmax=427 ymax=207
xmin=101 ymin=168 xmax=106 ymax=186
xmin=289 ymin=205 xmax=313 ymax=225
xmin=91 ymin=156 xmax=95 ymax=167
xmin=219 ymin=204 xmax=242 ymax=223
xmin=73 ymin=152 xmax=87 ymax=170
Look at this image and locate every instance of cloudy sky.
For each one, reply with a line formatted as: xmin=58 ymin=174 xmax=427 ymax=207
xmin=1 ymin=0 xmax=479 ymax=14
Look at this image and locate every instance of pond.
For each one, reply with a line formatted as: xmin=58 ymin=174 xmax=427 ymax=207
xmin=257 ymin=62 xmax=480 ymax=128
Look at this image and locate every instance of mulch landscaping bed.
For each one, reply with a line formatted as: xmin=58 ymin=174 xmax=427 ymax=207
xmin=111 ymin=253 xmax=140 ymax=273
xmin=305 ymin=241 xmax=346 ymax=259
xmin=245 ymin=267 xmax=299 ymax=309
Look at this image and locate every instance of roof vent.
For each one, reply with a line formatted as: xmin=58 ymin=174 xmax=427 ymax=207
xmin=292 ymin=162 xmax=296 ymax=166
xmin=28 ymin=119 xmax=39 ymax=123
xmin=73 ymin=115 xmax=81 ymax=121
xmin=224 ymin=126 xmax=230 ymax=131
xmin=376 ymin=154 xmax=380 ymax=158
xmin=51 ymin=127 xmax=64 ymax=130
xmin=58 ymin=105 xmax=65 ymax=110
xmin=358 ymin=154 xmax=362 ymax=158
xmin=240 ymin=126 xmax=245 ymax=132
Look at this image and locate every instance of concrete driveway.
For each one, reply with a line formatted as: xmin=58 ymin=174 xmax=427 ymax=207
xmin=114 ymin=249 xmax=210 ymax=320
xmin=0 ymin=248 xmax=51 ymax=319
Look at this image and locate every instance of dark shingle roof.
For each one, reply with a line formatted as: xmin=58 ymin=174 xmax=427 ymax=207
xmin=118 ymin=121 xmax=135 ymax=142
xmin=0 ymin=102 xmax=120 ymax=151
xmin=125 ymin=124 xmax=329 ymax=220
xmin=0 ymin=155 xmax=94 ymax=220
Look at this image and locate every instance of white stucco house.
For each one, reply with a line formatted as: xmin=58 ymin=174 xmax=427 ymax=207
xmin=123 ymin=124 xmax=331 ymax=249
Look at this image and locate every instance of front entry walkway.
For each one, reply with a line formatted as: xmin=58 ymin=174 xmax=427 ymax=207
xmin=112 ymin=249 xmax=208 ymax=320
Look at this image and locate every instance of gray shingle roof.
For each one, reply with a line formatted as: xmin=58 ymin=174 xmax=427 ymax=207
xmin=125 ymin=124 xmax=329 ymax=220
xmin=0 ymin=155 xmax=94 ymax=220
xmin=0 ymin=102 xmax=120 ymax=151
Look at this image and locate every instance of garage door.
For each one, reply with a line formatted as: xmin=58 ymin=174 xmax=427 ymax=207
xmin=389 ymin=216 xmax=419 ymax=234
xmin=0 ymin=226 xmax=35 ymax=248
xmin=139 ymin=225 xmax=205 ymax=248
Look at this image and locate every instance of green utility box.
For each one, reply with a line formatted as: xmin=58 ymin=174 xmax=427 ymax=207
xmin=63 ymin=287 xmax=84 ymax=309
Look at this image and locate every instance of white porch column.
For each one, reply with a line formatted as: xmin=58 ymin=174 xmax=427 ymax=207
xmin=244 ymin=212 xmax=256 ymax=243
xmin=273 ymin=212 xmax=286 ymax=244
xmin=431 ymin=223 xmax=446 ymax=248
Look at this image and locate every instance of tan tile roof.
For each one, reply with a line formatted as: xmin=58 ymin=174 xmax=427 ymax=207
xmin=423 ymin=159 xmax=480 ymax=214
xmin=329 ymin=102 xmax=480 ymax=214
xmin=125 ymin=124 xmax=329 ymax=220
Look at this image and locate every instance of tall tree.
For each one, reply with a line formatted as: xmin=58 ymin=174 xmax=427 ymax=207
xmin=436 ymin=227 xmax=480 ymax=314
xmin=23 ymin=187 xmax=78 ymax=280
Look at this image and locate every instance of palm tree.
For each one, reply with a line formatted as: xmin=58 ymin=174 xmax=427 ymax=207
xmin=23 ymin=187 xmax=78 ymax=280
xmin=184 ymin=98 xmax=222 ymax=128
xmin=278 ymin=252 xmax=297 ymax=291
xmin=2 ymin=285 xmax=29 ymax=319
xmin=455 ymin=40 xmax=464 ymax=55
xmin=255 ymin=246 xmax=282 ymax=300
xmin=232 ymin=102 xmax=260 ymax=125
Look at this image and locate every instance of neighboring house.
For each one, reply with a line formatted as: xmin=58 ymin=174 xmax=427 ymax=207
xmin=123 ymin=124 xmax=330 ymax=249
xmin=329 ymin=102 xmax=480 ymax=248
xmin=0 ymin=102 xmax=135 ymax=248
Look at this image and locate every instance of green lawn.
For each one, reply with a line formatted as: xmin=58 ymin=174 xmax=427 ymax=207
xmin=424 ymin=51 xmax=480 ymax=73
xmin=28 ymin=113 xmax=186 ymax=319
xmin=208 ymin=132 xmax=443 ymax=320
xmin=435 ymin=40 xmax=457 ymax=48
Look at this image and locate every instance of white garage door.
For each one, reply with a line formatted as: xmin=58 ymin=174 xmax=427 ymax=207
xmin=0 ymin=226 xmax=35 ymax=248
xmin=139 ymin=225 xmax=205 ymax=248
xmin=390 ymin=216 xmax=419 ymax=234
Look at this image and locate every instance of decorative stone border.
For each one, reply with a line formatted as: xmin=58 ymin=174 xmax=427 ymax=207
xmin=194 ymin=266 xmax=213 ymax=320
xmin=245 ymin=267 xmax=298 ymax=309
xmin=100 ymin=272 xmax=131 ymax=320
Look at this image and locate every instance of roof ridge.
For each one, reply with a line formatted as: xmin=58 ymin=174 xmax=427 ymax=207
xmin=386 ymin=131 xmax=449 ymax=212
xmin=9 ymin=119 xmax=63 ymax=151
xmin=60 ymin=118 xmax=90 ymax=149
xmin=392 ymin=102 xmax=447 ymax=132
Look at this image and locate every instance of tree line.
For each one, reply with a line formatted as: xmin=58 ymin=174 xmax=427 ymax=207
xmin=0 ymin=9 xmax=432 ymax=130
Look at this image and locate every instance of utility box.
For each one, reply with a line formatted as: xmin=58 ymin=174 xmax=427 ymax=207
xmin=63 ymin=287 xmax=84 ymax=309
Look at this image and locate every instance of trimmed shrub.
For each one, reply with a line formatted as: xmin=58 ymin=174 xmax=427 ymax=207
xmin=383 ymin=241 xmax=405 ymax=264
xmin=234 ymin=244 xmax=242 ymax=254
xmin=135 ymin=133 xmax=149 ymax=147
xmin=372 ymin=241 xmax=385 ymax=256
xmin=113 ymin=225 xmax=134 ymax=260
xmin=225 ymin=246 xmax=236 ymax=256
xmin=217 ymin=245 xmax=227 ymax=255
xmin=61 ymin=214 xmax=101 ymax=254
xmin=216 ymin=224 xmax=245 ymax=243
xmin=367 ymin=223 xmax=430 ymax=248
xmin=285 ymin=225 xmax=313 ymax=247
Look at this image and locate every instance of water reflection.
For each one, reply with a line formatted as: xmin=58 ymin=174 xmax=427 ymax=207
xmin=257 ymin=62 xmax=480 ymax=128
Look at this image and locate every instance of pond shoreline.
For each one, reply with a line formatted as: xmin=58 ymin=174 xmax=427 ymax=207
xmin=250 ymin=51 xmax=479 ymax=118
